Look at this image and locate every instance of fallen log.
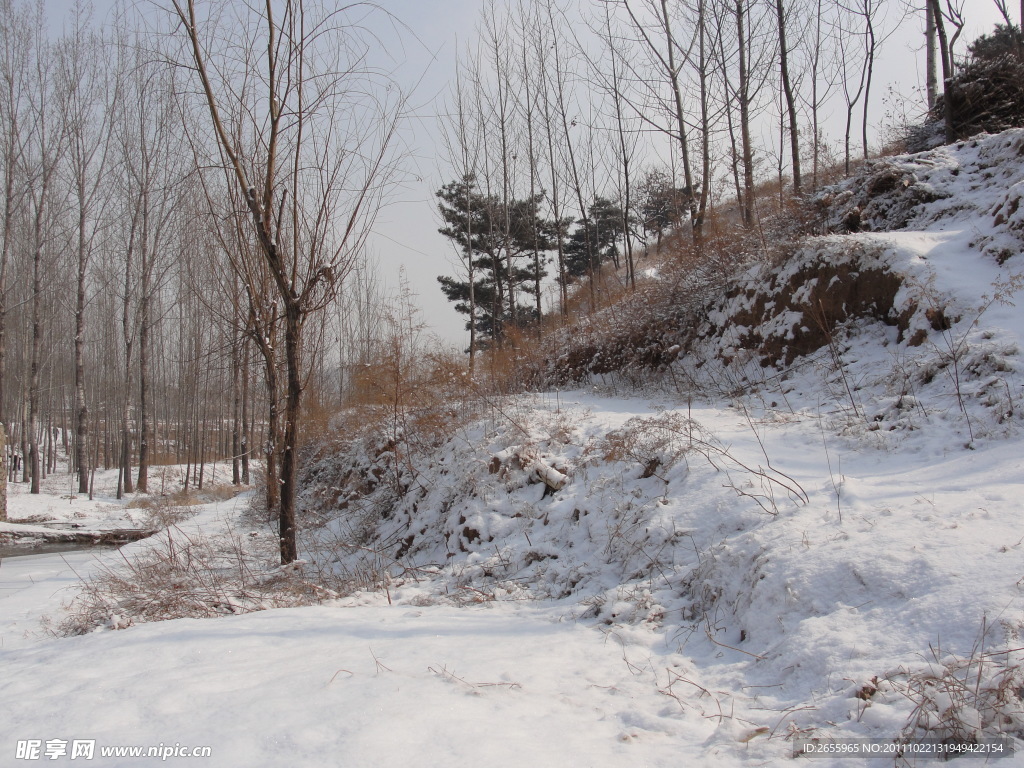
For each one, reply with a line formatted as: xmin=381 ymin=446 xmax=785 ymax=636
xmin=0 ymin=526 xmax=156 ymax=545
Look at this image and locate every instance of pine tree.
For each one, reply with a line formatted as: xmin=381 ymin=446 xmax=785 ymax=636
xmin=436 ymin=176 xmax=557 ymax=347
xmin=564 ymin=198 xmax=626 ymax=278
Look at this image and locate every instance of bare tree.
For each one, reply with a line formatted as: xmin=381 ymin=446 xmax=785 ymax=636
xmin=734 ymin=0 xmax=760 ymax=226
xmin=165 ymin=0 xmax=405 ymax=564
xmin=24 ymin=10 xmax=68 ymax=494
xmin=619 ymin=0 xmax=699 ymax=235
xmin=438 ymin=56 xmax=484 ymax=366
xmin=990 ymin=0 xmax=1022 ymax=27
xmin=481 ymin=0 xmax=521 ymax=331
xmin=516 ymin=0 xmax=554 ymax=311
xmin=776 ymin=0 xmax=801 ymax=192
xmin=0 ymin=0 xmax=32 ymax=433
xmin=836 ymin=3 xmax=868 ymax=174
xmin=599 ymin=3 xmax=639 ymax=287
xmin=58 ymin=6 xmax=116 ymax=494
xmin=543 ymin=0 xmax=596 ymax=302
xmin=532 ymin=7 xmax=571 ymax=313
xmin=926 ymin=0 xmax=938 ymax=111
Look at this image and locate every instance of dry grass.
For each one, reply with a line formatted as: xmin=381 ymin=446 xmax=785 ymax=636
xmin=603 ymin=411 xmax=807 ymax=517
xmin=880 ymin=621 xmax=1024 ymax=755
xmin=127 ymin=482 xmax=244 ymax=511
xmin=58 ymin=523 xmax=340 ymax=635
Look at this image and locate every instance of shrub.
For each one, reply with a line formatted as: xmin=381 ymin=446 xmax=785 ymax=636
xmin=943 ymin=25 xmax=1024 ymax=141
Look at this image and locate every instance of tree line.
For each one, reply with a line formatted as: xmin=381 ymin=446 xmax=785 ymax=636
xmin=0 ymin=0 xmax=406 ymax=563
xmin=435 ymin=0 xmax=1017 ymax=357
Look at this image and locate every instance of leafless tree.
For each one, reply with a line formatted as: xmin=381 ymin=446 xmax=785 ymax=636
xmin=531 ymin=7 xmax=571 ymax=313
xmin=776 ymin=0 xmax=801 ymax=192
xmin=599 ymin=3 xmax=639 ymax=286
xmin=0 ymin=0 xmax=32 ymax=432
xmin=57 ymin=5 xmax=115 ymax=494
xmin=24 ymin=9 xmax=68 ymax=494
xmin=164 ymin=0 xmax=406 ymax=563
xmin=990 ymin=0 xmax=1022 ymax=27
xmin=438 ymin=55 xmax=484 ymax=366
xmin=618 ymin=0 xmax=700 ymax=234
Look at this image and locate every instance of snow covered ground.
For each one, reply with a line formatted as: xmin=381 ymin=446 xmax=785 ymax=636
xmin=4 ymin=132 xmax=1024 ymax=766
xmin=0 ymin=462 xmax=225 ymax=546
xmin=5 ymin=388 xmax=1024 ymax=766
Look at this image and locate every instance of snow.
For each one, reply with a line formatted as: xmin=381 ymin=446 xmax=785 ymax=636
xmin=5 ymin=131 xmax=1024 ymax=765
xmin=5 ymin=602 xmax=712 ymax=767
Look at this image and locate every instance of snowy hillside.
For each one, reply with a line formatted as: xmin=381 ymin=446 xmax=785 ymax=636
xmin=3 ymin=130 xmax=1024 ymax=766
xmin=295 ymin=129 xmax=1024 ymax=760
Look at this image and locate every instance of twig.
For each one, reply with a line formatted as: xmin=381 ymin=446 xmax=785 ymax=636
xmin=817 ymin=402 xmax=843 ymax=522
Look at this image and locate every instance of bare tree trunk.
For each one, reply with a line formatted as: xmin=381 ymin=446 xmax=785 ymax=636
xmin=0 ymin=422 xmax=6 ymax=520
xmin=20 ymin=393 xmax=27 ymax=483
xmin=28 ymin=233 xmax=41 ymax=494
xmin=929 ymin=0 xmax=954 ymax=142
xmin=861 ymin=0 xmax=877 ymax=161
xmin=484 ymin=8 xmax=518 ymax=332
xmin=197 ymin=362 xmax=208 ymax=491
xmin=518 ymin=20 xmax=547 ymax=316
xmin=280 ymin=306 xmax=302 ymax=563
xmin=926 ymin=1 xmax=937 ymax=112
xmin=737 ymin=0 xmax=755 ymax=227
xmin=725 ymin=96 xmax=744 ymax=217
xmin=597 ymin=3 xmax=637 ymax=286
xmin=839 ymin=3 xmax=868 ymax=176
xmin=453 ymin=65 xmax=480 ymax=365
xmin=776 ymin=0 xmax=801 ymax=193
xmin=231 ymin=316 xmax=241 ymax=485
xmin=74 ymin=211 xmax=89 ymax=492
xmin=697 ymin=0 xmax=711 ymax=234
xmin=118 ymin=218 xmax=137 ymax=499
xmin=255 ymin=321 xmax=279 ymax=515
xmin=44 ymin=409 xmax=52 ymax=477
xmin=810 ymin=0 xmax=824 ymax=189
xmin=136 ymin=244 xmax=150 ymax=493
xmin=660 ymin=0 xmax=697 ymax=236
xmin=546 ymin=0 xmax=594 ymax=301
xmin=537 ymin=37 xmax=569 ymax=315
xmin=241 ymin=335 xmax=250 ymax=485
xmin=468 ymin=188 xmax=477 ymax=366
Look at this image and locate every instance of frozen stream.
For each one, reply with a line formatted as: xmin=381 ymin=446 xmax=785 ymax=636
xmin=0 ymin=541 xmax=119 ymax=559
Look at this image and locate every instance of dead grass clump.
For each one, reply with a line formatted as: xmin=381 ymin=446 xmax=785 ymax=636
xmin=137 ymin=503 xmax=198 ymax=531
xmin=127 ymin=481 xmax=243 ymax=511
xmin=602 ymin=412 xmax=696 ymax=480
xmin=603 ymin=412 xmax=807 ymax=516
xmin=869 ymin=620 xmax=1024 ymax=753
xmin=58 ymin=525 xmax=340 ymax=635
xmin=128 ymin=485 xmax=246 ymax=531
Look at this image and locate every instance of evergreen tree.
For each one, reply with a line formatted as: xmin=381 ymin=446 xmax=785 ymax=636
xmin=564 ymin=198 xmax=626 ymax=278
xmin=436 ymin=176 xmax=555 ymax=346
xmin=638 ymin=170 xmax=692 ymax=249
xmin=932 ymin=24 xmax=1024 ymax=142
